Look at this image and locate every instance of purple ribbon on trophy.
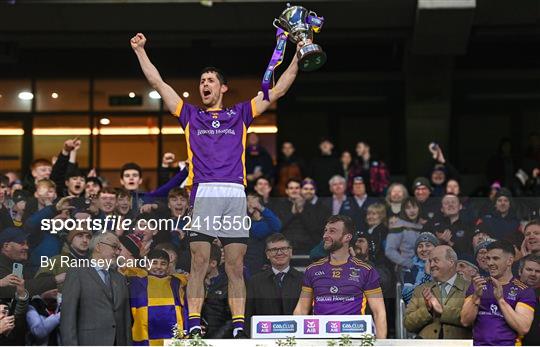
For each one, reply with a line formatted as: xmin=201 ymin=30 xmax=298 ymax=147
xmin=262 ymin=5 xmax=326 ymax=100
xmin=261 ymin=27 xmax=288 ymax=101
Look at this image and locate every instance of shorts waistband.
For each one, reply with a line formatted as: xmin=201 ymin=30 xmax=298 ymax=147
xmin=198 ymin=182 xmax=245 ymax=190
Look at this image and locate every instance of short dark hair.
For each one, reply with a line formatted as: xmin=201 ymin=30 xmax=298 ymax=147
xmin=200 ymin=66 xmax=227 ymax=85
xmin=247 ymin=191 xmax=263 ymax=203
xmin=265 ymin=233 xmax=291 ymax=249
xmin=254 ymin=176 xmax=271 ymax=186
xmin=209 ymin=243 xmax=222 ymax=264
xmin=120 ymin=162 xmax=142 ymax=178
xmin=326 ymin=215 xmax=355 ymax=237
xmin=86 ymin=177 xmax=103 ymax=189
xmin=486 ymin=239 xmax=515 ymax=257
xmin=147 ymin=249 xmax=170 ymax=263
xmin=519 ymin=254 xmax=540 ymax=273
xmin=286 ymin=178 xmax=302 ymax=189
xmin=0 ymin=175 xmax=8 ymax=187
xmin=524 ymin=219 xmax=540 ymax=233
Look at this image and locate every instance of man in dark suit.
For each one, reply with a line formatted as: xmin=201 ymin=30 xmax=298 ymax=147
xmin=245 ymin=233 xmax=302 ymax=336
xmin=60 ymin=232 xmax=132 ymax=345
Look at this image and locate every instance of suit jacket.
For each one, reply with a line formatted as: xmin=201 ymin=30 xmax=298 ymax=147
xmin=404 ymin=273 xmax=471 ymax=339
xmin=60 ymin=265 xmax=132 ymax=346
xmin=245 ymin=267 xmax=303 ymax=334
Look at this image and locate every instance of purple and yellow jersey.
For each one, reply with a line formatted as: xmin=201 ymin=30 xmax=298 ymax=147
xmin=126 ymin=269 xmax=189 ymax=346
xmin=173 ymin=99 xmax=260 ymax=187
xmin=302 ymin=256 xmax=382 ymax=315
xmin=465 ymin=277 xmax=536 ymax=346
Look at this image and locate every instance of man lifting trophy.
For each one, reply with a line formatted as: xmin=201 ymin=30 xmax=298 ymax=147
xmin=261 ymin=3 xmax=325 ymax=100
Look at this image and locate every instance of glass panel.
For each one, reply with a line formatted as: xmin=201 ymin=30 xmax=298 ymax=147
xmin=0 ymin=80 xmax=32 ymax=112
xmin=36 ymin=79 xmax=89 ymax=111
xmin=33 ymin=115 xmax=90 ymax=168
xmin=0 ymin=119 xmax=23 ymax=172
xmin=93 ymin=79 xmax=160 ymax=112
xmin=96 ymin=115 xmax=158 ymax=191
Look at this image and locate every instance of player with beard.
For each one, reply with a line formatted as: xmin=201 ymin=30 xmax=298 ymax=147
xmin=294 ymin=215 xmax=387 ymax=338
xmin=131 ymin=32 xmax=305 ymax=338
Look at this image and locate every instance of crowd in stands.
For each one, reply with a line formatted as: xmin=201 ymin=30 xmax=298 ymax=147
xmin=0 ymin=133 xmax=539 ymax=345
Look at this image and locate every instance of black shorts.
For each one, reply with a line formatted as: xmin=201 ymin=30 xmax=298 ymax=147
xmin=188 ymin=231 xmax=248 ymax=246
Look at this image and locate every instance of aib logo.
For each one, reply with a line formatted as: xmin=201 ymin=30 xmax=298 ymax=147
xmin=326 ymin=321 xmax=341 ymax=333
xmin=304 ymin=319 xmax=319 ymax=334
xmin=257 ymin=322 xmax=272 ymax=334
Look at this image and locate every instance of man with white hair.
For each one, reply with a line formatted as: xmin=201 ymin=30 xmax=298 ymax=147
xmin=405 ymin=245 xmax=471 ymax=339
xmin=60 ymin=232 xmax=132 ymax=345
xmin=327 ymin=175 xmax=347 ymax=215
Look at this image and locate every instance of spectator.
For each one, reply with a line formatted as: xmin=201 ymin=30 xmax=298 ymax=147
xmin=126 ymin=248 xmax=188 ymax=345
xmin=245 ymin=134 xmax=274 ymax=190
xmin=0 ymin=228 xmax=60 ymax=299
xmin=402 ymin=232 xmax=439 ymax=304
xmin=245 ymin=192 xmax=281 ymax=275
xmin=115 ymin=188 xmax=134 ymax=219
xmin=253 ymin=176 xmax=273 ymax=207
xmin=456 ymin=255 xmax=479 ymax=282
xmin=26 ymin=289 xmax=61 ymax=345
xmin=385 ymin=182 xmax=409 ymax=218
xmin=386 ymin=197 xmax=423 ymax=269
xmin=246 ymin=233 xmax=302 ymax=336
xmin=522 ymin=219 xmax=540 ymax=256
xmin=404 ymin=245 xmax=471 ymax=339
xmin=340 ymin=176 xmax=377 ymax=231
xmin=62 ymin=168 xmax=86 ymax=198
xmin=84 ymin=176 xmax=102 ymax=200
xmin=0 ymin=175 xmax=9 ymax=208
xmin=309 ymin=138 xmax=341 ymax=197
xmin=0 ymin=275 xmax=29 ymax=346
xmin=471 ymin=224 xmax=491 ymax=250
xmin=474 ymin=239 xmax=495 ymax=276
xmin=35 ymin=227 xmax=92 ymax=290
xmin=362 ymin=203 xmax=389 ymax=262
xmin=340 ymin=150 xmax=362 ymax=193
xmin=23 ymin=159 xmax=53 ymax=194
xmin=274 ymin=179 xmax=327 ymax=254
xmin=426 ymin=194 xmax=473 ymax=257
xmin=201 ymin=244 xmax=232 ymax=338
xmin=275 ymin=141 xmax=305 ymax=196
xmin=479 ymin=188 xmax=521 ymax=247
xmin=294 ymin=215 xmax=387 ymax=338
xmin=445 ymin=179 xmax=475 ymax=225
xmin=354 ymin=142 xmax=390 ymax=196
xmin=461 ymin=240 xmax=536 ymax=346
xmin=60 ymin=232 xmax=132 ymax=345
xmin=411 ymin=177 xmax=439 ymax=221
xmin=425 ymin=143 xmax=459 ymax=198
xmin=327 ymin=175 xmax=347 ymax=216
xmin=520 ymin=254 xmax=540 ymax=346
xmin=117 ymin=234 xmax=142 ymax=272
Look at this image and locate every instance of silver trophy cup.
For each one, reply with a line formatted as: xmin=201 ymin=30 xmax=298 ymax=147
xmin=273 ymin=5 xmax=326 ymax=72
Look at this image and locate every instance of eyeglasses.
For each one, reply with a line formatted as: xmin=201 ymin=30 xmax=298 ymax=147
xmin=266 ymin=247 xmax=291 ymax=255
xmin=100 ymin=241 xmax=121 ymax=251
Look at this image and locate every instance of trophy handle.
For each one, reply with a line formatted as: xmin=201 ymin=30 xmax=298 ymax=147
xmin=309 ymin=10 xmax=318 ymax=17
xmin=272 ymin=18 xmax=280 ymax=29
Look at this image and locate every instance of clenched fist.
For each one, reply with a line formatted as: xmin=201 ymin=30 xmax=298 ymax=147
xmin=130 ymin=33 xmax=147 ymax=51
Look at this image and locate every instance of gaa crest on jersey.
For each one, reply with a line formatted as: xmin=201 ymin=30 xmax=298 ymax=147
xmin=330 ymin=285 xmax=339 ymax=294
xmin=212 ymin=120 xmax=221 ymax=128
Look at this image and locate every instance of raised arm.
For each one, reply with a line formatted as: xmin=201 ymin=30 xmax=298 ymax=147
xmin=252 ymin=40 xmax=309 ymax=115
xmin=130 ymin=33 xmax=181 ymax=115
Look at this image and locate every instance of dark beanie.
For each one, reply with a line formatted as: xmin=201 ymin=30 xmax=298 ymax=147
xmin=119 ymin=235 xmax=142 ymax=259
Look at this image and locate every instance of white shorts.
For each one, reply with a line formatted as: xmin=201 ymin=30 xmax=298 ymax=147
xmin=189 ymin=182 xmax=249 ymax=239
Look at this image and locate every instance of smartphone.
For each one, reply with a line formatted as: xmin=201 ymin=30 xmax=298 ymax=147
xmin=12 ymin=263 xmax=23 ymax=278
